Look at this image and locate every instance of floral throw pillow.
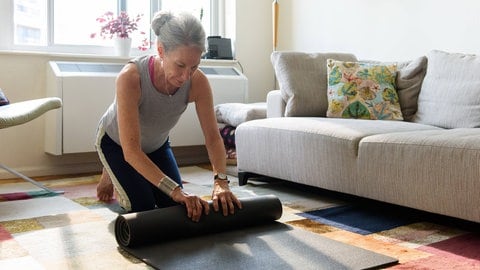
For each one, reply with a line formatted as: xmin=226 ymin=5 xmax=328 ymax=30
xmin=326 ymin=60 xmax=403 ymax=120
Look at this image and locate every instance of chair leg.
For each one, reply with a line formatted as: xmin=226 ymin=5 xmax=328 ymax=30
xmin=0 ymin=163 xmax=63 ymax=194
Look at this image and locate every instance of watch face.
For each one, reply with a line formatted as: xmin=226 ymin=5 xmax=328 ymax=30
xmin=217 ymin=173 xmax=228 ymax=180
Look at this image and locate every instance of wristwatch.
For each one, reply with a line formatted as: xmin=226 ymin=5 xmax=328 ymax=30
xmin=214 ymin=172 xmax=229 ymax=182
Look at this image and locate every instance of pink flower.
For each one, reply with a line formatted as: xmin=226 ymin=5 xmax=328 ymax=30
xmin=138 ymin=38 xmax=151 ymax=51
xmin=91 ymin=11 xmax=150 ymax=50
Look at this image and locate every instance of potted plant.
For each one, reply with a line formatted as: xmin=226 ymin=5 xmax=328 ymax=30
xmin=91 ymin=11 xmax=150 ymax=56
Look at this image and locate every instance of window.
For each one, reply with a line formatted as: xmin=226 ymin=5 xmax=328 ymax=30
xmin=3 ymin=0 xmax=220 ymax=55
xmin=14 ymin=0 xmax=47 ymax=45
xmin=53 ymin=0 xmax=117 ymax=46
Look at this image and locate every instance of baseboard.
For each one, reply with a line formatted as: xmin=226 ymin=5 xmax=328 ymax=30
xmin=172 ymin=145 xmax=209 ymax=166
xmin=0 ymin=145 xmax=210 ymax=180
xmin=0 ymin=162 xmax=103 ymax=180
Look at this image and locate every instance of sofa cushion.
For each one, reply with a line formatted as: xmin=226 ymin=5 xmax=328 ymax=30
xmin=414 ymin=50 xmax=480 ymax=128
xmin=395 ymin=56 xmax=428 ymax=122
xmin=326 ymin=60 xmax=403 ymax=120
xmin=236 ymin=117 xmax=440 ymax=193
xmin=271 ymin=51 xmax=357 ymax=117
xmin=358 ymin=128 xmax=480 ymax=222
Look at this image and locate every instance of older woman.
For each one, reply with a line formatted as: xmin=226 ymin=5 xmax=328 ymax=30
xmin=95 ymin=11 xmax=241 ymax=222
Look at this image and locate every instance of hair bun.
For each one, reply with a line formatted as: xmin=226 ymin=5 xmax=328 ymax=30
xmin=151 ymin=11 xmax=174 ymax=36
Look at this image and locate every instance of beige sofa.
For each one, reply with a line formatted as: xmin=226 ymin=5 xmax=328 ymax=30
xmin=235 ymin=50 xmax=480 ymax=223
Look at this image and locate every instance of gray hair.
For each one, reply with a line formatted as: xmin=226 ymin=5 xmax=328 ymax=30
xmin=151 ymin=11 xmax=206 ymax=53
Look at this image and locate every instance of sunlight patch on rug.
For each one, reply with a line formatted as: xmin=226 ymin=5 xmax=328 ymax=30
xmin=324 ymin=229 xmax=432 ymax=264
xmin=372 ymin=222 xmax=467 ymax=248
xmin=0 ymin=196 xmax=86 ymax=222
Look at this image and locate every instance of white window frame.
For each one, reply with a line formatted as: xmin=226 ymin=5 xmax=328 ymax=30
xmin=0 ymin=0 xmax=226 ymax=56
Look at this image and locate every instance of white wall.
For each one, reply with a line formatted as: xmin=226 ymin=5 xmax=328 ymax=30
xmin=235 ymin=0 xmax=276 ymax=100
xmin=277 ymin=0 xmax=480 ymax=61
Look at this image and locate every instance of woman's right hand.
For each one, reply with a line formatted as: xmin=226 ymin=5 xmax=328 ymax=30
xmin=171 ymin=187 xmax=210 ymax=222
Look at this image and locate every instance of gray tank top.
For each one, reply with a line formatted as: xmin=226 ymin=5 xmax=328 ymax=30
xmin=99 ymin=55 xmax=191 ymax=153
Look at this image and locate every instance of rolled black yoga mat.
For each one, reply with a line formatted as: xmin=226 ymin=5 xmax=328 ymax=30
xmin=115 ymin=194 xmax=282 ymax=247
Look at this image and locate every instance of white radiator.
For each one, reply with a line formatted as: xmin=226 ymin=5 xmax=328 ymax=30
xmin=168 ymin=66 xmax=248 ymax=146
xmin=45 ymin=61 xmax=248 ymax=155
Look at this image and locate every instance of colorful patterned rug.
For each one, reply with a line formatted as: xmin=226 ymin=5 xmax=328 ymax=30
xmin=0 ymin=190 xmax=59 ymax=202
xmin=290 ymin=203 xmax=480 ymax=269
xmin=0 ymin=166 xmax=478 ymax=269
xmin=0 ymin=180 xmax=65 ymax=202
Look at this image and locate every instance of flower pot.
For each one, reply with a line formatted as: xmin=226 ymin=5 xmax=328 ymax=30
xmin=114 ymin=37 xmax=132 ymax=57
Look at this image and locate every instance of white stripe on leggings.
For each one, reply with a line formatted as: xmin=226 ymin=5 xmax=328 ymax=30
xmin=95 ymin=123 xmax=132 ymax=212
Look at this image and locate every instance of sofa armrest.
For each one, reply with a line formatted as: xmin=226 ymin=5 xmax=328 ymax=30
xmin=266 ymin=90 xmax=285 ymax=118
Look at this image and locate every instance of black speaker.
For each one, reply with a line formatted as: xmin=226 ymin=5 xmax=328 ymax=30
xmin=205 ymin=36 xmax=233 ymax=60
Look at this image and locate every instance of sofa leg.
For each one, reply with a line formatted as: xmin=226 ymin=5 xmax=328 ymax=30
xmin=238 ymin=171 xmax=252 ymax=186
xmin=237 ymin=171 xmax=264 ymax=186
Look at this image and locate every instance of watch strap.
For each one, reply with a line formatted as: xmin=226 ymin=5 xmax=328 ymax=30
xmin=214 ymin=173 xmax=230 ymax=183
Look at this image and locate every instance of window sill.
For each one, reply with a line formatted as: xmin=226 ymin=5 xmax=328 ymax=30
xmin=0 ymin=49 xmax=136 ymax=61
xmin=0 ymin=49 xmax=240 ymax=66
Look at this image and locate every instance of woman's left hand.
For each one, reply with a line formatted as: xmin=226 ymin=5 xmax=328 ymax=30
xmin=212 ymin=180 xmax=242 ymax=216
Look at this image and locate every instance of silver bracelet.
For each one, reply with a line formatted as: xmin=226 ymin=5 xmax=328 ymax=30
xmin=157 ymin=175 xmax=180 ymax=196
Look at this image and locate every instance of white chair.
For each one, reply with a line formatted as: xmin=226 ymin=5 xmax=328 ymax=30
xmin=0 ymin=97 xmax=62 ymax=194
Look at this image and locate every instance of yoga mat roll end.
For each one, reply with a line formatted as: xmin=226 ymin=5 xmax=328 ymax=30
xmin=115 ymin=216 xmax=132 ymax=247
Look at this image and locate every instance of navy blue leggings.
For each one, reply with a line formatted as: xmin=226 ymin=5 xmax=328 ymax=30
xmin=99 ymin=134 xmax=182 ymax=212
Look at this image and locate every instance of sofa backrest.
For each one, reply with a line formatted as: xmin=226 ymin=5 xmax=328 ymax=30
xmin=270 ymin=51 xmax=427 ymax=120
xmin=271 ymin=50 xmax=480 ymax=128
xmin=271 ymin=51 xmax=357 ymax=117
xmin=394 ymin=56 xmax=428 ymax=122
xmin=413 ymin=50 xmax=480 ymax=128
